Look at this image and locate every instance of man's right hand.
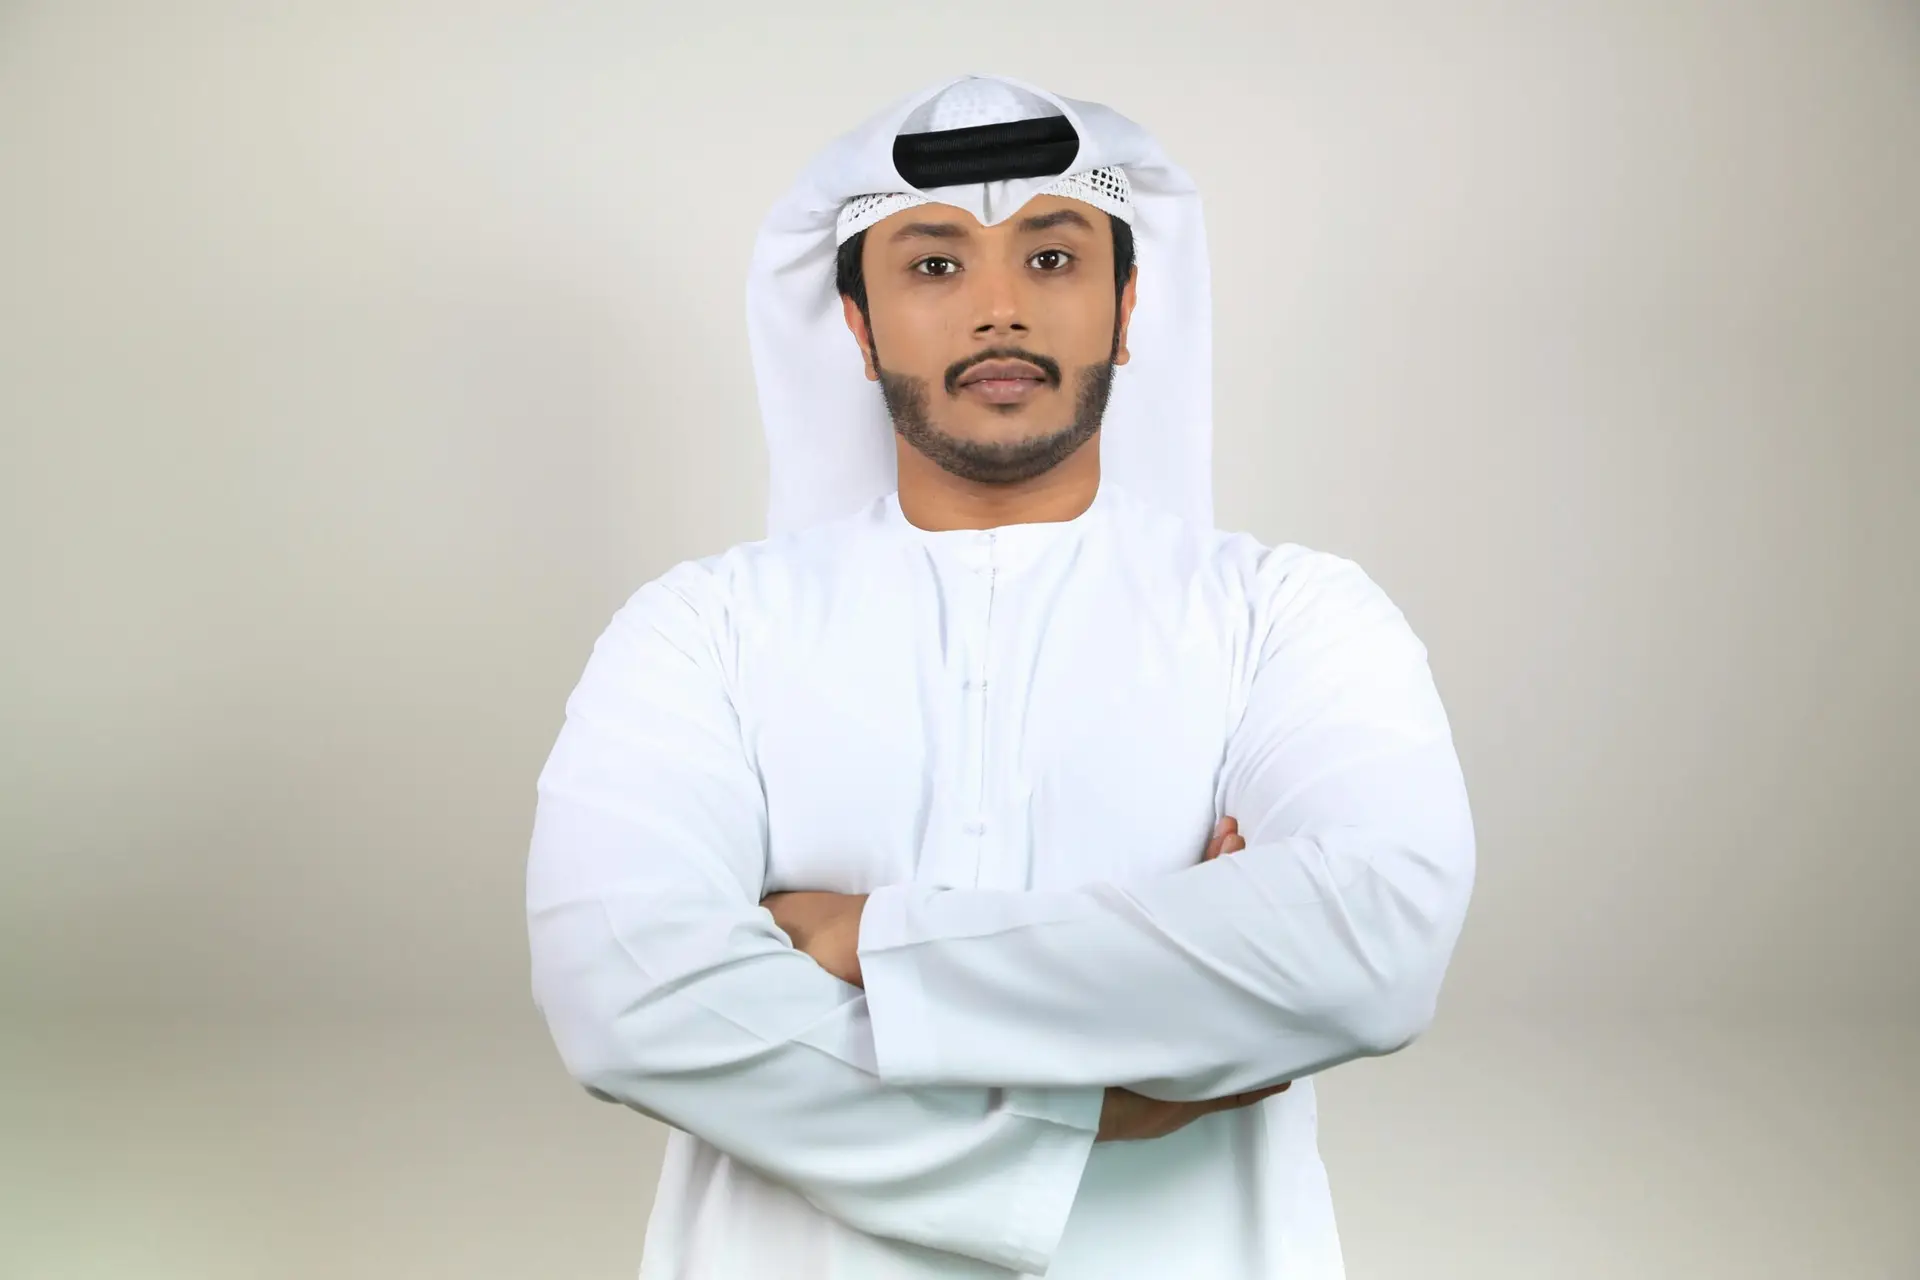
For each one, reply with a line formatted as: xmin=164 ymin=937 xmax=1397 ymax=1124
xmin=1096 ymin=1080 xmax=1291 ymax=1142
xmin=1096 ymin=813 xmax=1282 ymax=1143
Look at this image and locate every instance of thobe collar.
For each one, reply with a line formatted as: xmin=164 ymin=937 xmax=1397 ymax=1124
xmin=881 ymin=480 xmax=1117 ymax=574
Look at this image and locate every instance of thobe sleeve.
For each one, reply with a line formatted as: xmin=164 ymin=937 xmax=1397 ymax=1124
xmin=856 ymin=549 xmax=1476 ymax=1101
xmin=527 ymin=564 xmax=1102 ymax=1274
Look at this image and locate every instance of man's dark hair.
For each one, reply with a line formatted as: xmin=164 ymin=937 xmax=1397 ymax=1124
xmin=835 ymin=214 xmax=1136 ymax=323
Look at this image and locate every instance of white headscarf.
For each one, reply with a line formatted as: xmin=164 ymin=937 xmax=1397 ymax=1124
xmin=746 ymin=74 xmax=1214 ymax=537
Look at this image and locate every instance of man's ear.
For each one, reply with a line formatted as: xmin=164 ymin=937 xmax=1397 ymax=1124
xmin=1114 ymin=266 xmax=1139 ymax=367
xmin=840 ymin=294 xmax=879 ymax=382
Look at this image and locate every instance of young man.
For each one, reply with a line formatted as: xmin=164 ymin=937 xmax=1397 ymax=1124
xmin=527 ymin=76 xmax=1475 ymax=1279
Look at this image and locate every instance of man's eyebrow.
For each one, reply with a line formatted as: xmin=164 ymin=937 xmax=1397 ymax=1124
xmin=1017 ymin=208 xmax=1095 ymax=234
xmin=887 ymin=221 xmax=970 ymax=242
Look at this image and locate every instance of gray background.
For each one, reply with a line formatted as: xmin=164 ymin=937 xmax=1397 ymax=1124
xmin=4 ymin=0 xmax=1916 ymax=1276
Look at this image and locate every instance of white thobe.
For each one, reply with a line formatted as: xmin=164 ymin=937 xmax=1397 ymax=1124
xmin=527 ymin=482 xmax=1475 ymax=1279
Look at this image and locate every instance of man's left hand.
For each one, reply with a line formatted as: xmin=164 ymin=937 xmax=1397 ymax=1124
xmin=761 ymin=891 xmax=869 ymax=988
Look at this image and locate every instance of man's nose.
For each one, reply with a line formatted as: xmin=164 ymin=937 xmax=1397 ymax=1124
xmin=971 ymin=263 xmax=1028 ymax=337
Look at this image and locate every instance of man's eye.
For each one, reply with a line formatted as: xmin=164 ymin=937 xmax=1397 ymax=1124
xmin=914 ymin=257 xmax=959 ymax=277
xmin=1030 ymin=250 xmax=1073 ymax=271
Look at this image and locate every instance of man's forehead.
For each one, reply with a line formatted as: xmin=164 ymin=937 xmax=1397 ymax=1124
xmin=869 ymin=194 xmax=1102 ymax=240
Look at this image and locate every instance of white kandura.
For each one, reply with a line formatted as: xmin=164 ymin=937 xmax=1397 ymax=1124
xmin=527 ymin=484 xmax=1476 ymax=1279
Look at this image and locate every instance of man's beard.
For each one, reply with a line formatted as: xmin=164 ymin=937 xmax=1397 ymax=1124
xmin=875 ymin=345 xmax=1115 ymax=487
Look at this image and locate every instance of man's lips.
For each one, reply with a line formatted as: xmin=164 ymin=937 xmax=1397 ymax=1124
xmin=957 ymin=360 xmax=1049 ymax=388
xmin=956 ymin=360 xmax=1051 ymax=404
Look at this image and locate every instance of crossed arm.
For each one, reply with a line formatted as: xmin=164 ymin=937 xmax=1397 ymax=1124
xmin=526 ymin=552 xmax=1474 ymax=1272
xmin=759 ymin=814 xmax=1248 ymax=994
xmin=763 ymin=816 xmax=1293 ymax=1144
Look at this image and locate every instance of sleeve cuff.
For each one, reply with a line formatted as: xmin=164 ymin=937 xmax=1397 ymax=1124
xmin=858 ymin=883 xmax=941 ymax=1083
xmin=993 ymin=1099 xmax=1099 ymax=1273
xmin=1002 ymin=1084 xmax=1105 ymax=1134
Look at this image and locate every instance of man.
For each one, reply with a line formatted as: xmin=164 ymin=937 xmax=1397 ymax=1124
xmin=527 ymin=75 xmax=1475 ymax=1279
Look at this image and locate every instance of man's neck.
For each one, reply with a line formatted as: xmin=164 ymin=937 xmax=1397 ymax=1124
xmin=894 ymin=444 xmax=1101 ymax=532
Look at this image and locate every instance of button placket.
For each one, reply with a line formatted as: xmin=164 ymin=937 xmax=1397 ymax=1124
xmin=960 ymin=537 xmax=996 ymax=866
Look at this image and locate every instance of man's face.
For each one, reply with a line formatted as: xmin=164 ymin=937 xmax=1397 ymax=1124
xmin=843 ymin=195 xmax=1138 ymax=486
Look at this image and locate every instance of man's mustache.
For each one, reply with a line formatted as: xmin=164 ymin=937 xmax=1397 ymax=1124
xmin=943 ymin=348 xmax=1063 ymax=396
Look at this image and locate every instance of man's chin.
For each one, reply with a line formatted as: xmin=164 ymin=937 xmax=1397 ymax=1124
xmin=896 ymin=422 xmax=1100 ymax=487
xmin=880 ymin=359 xmax=1111 ymax=486
xmin=943 ymin=418 xmax=1055 ymax=450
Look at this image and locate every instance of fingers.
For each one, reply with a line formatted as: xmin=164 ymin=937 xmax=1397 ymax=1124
xmin=1203 ymin=832 xmax=1246 ymax=861
xmin=1203 ymin=816 xmax=1240 ymax=861
xmin=1208 ymin=1081 xmax=1291 ymax=1113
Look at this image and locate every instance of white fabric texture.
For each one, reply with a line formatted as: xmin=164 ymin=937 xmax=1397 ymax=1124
xmin=747 ymin=74 xmax=1214 ymax=537
xmin=526 ymin=484 xmax=1477 ymax=1278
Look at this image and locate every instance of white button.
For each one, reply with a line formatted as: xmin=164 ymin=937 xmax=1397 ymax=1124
xmin=961 ymin=678 xmax=987 ymax=691
xmin=962 ymin=820 xmax=987 ymax=835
